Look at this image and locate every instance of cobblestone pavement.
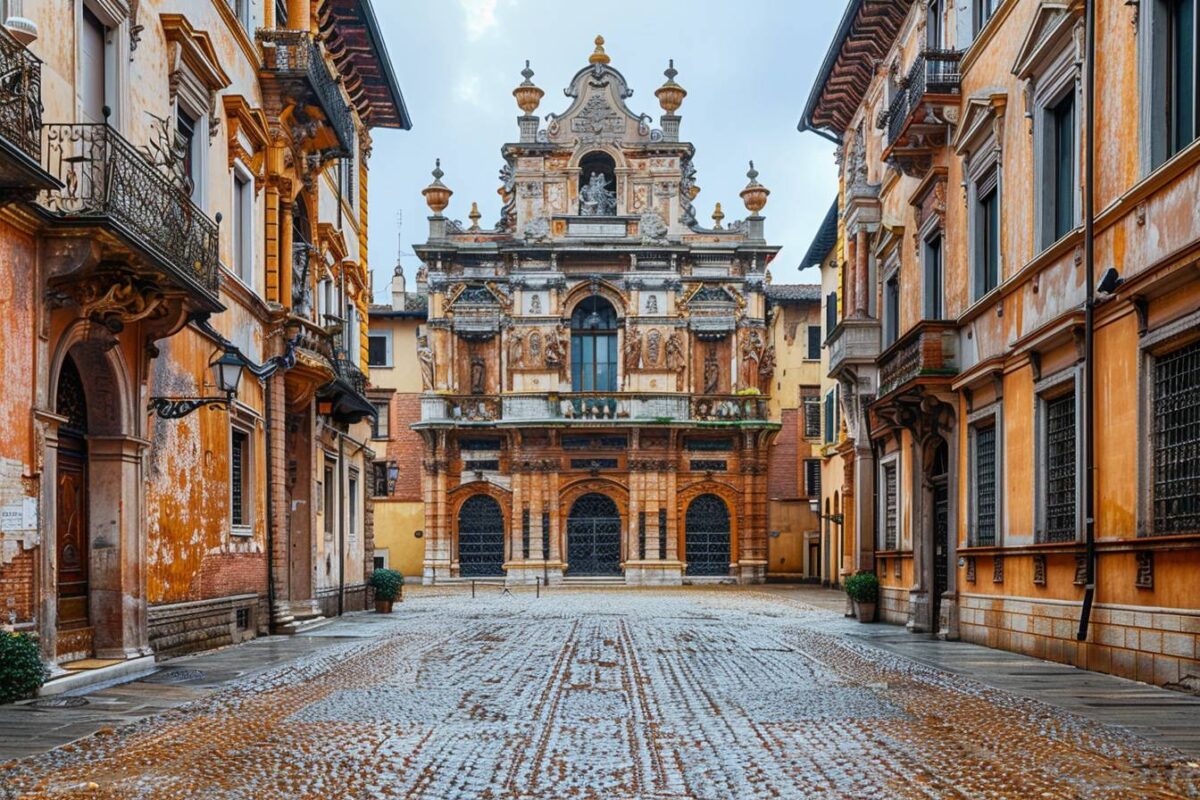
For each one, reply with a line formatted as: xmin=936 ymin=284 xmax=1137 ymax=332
xmin=3 ymin=589 xmax=1200 ymax=799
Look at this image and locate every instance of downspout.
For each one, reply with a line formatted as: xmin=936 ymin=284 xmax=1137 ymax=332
xmin=264 ymin=375 xmax=276 ymax=629
xmin=1077 ymin=0 xmax=1097 ymax=642
xmin=338 ymin=430 xmax=345 ymax=617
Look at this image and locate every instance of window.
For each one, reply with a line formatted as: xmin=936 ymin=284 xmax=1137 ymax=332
xmin=881 ymin=461 xmax=898 ymax=550
xmin=658 ymin=508 xmax=667 ymax=560
xmin=371 ymin=461 xmax=392 ymax=497
xmin=227 ymin=0 xmax=251 ymax=29
xmin=323 ymin=460 xmax=335 ymax=538
xmin=923 ymin=233 xmax=944 ymax=320
xmin=974 ymin=0 xmax=999 ymax=36
xmin=570 ymin=296 xmax=618 ymax=392
xmin=339 ymin=153 xmax=356 ymax=209
xmin=825 ymin=291 xmax=838 ymax=338
xmin=348 ymin=470 xmax=358 ymax=545
xmin=1172 ymin=0 xmax=1198 ymax=156
xmin=230 ymin=429 xmax=251 ymax=532
xmin=804 ymin=459 xmax=822 ymax=498
xmin=370 ymin=401 xmax=389 ymax=439
xmin=274 ymin=0 xmax=289 ymax=27
xmin=1043 ymin=392 xmax=1077 ymax=542
xmin=638 ymin=512 xmax=646 ymax=560
xmin=1145 ymin=0 xmax=1200 ymax=167
xmin=883 ymin=272 xmax=900 ymax=347
xmin=806 ymin=325 xmax=821 ymax=360
xmin=927 ymin=0 xmax=943 ymax=48
xmin=1049 ymin=92 xmax=1076 ymax=243
xmin=973 ymin=425 xmax=998 ymax=545
xmin=542 ymin=512 xmax=550 ymax=560
xmin=176 ymin=109 xmax=198 ymax=197
xmin=522 ymin=509 xmax=531 ymax=559
xmin=368 ymin=332 xmax=391 ymax=367
xmin=974 ymin=172 xmax=1001 ymax=299
xmin=803 ymin=395 xmax=822 ymax=439
xmin=373 ymin=551 xmax=388 ymax=571
xmin=1152 ymin=339 xmax=1200 ymax=534
xmin=824 ymin=388 xmax=840 ymax=444
xmin=232 ymin=169 xmax=253 ymax=284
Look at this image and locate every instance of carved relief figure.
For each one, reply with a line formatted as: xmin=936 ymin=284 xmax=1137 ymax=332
xmin=645 ymin=329 xmax=661 ymax=367
xmin=579 ymin=171 xmax=617 ymax=216
xmin=470 ymin=356 xmax=486 ymax=395
xmin=544 ymin=322 xmax=568 ymax=380
xmin=529 ymin=293 xmax=542 ymax=314
xmin=507 ymin=331 xmax=525 ymax=368
xmin=758 ymin=345 xmax=776 ymax=386
xmin=417 ymin=335 xmax=435 ymax=391
xmin=623 ymin=328 xmax=642 ymax=373
xmin=645 ymin=294 xmax=658 ymax=314
xmin=666 ymin=332 xmax=685 ymax=390
xmin=740 ymin=330 xmax=764 ymax=390
xmin=703 ymin=345 xmax=720 ymax=394
xmin=528 ymin=331 xmax=543 ymax=364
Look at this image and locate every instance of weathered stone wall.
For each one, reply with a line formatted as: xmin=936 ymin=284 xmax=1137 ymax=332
xmin=148 ymin=594 xmax=266 ymax=659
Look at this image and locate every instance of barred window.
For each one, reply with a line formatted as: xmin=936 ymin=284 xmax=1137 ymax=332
xmin=1044 ymin=393 xmax=1076 ymax=542
xmin=1153 ymin=339 xmax=1200 ymax=534
xmin=658 ymin=508 xmax=667 ymax=560
xmin=541 ymin=512 xmax=550 ymax=558
xmin=803 ymin=396 xmax=822 ymax=439
xmin=638 ymin=512 xmax=647 ymax=560
xmin=882 ymin=462 xmax=898 ymax=550
xmin=230 ymin=429 xmax=249 ymax=528
xmin=974 ymin=425 xmax=997 ymax=546
xmin=522 ymin=509 xmax=530 ymax=559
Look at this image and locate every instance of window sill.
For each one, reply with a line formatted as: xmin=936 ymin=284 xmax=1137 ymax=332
xmin=230 ymin=525 xmax=253 ymax=538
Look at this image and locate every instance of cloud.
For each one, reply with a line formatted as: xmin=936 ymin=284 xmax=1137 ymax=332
xmin=459 ymin=0 xmax=500 ymax=41
xmin=454 ymin=73 xmax=485 ymax=108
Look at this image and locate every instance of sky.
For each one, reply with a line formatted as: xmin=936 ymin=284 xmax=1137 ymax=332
xmin=365 ymin=0 xmax=842 ymax=300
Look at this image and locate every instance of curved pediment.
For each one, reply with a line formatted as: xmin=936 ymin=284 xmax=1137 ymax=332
xmin=543 ymin=61 xmax=661 ymax=148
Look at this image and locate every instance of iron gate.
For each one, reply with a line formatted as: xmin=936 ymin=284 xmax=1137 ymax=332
xmin=685 ymin=494 xmax=730 ymax=576
xmin=566 ymin=493 xmax=622 ymax=576
xmin=458 ymin=495 xmax=505 ymax=577
xmin=932 ymin=481 xmax=949 ymax=631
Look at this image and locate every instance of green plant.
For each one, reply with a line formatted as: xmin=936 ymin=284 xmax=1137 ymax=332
xmin=843 ymin=571 xmax=880 ymax=604
xmin=735 ymin=387 xmax=762 ymax=396
xmin=0 ymin=632 xmax=47 ymax=704
xmin=369 ymin=568 xmax=404 ymax=602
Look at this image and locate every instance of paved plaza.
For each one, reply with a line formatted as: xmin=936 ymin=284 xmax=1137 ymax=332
xmin=2 ymin=587 xmax=1199 ymax=799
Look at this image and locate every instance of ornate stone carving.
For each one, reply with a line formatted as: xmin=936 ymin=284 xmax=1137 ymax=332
xmin=703 ymin=345 xmax=719 ymax=394
xmin=639 ymin=211 xmax=669 ymax=244
xmin=645 ymin=329 xmax=662 ymax=367
xmin=572 ymin=92 xmax=623 ymax=144
xmin=523 ymin=216 xmax=551 ymax=241
xmin=666 ymin=333 xmax=686 ymax=390
xmin=417 ymin=334 xmax=435 ymax=390
xmin=1033 ymin=554 xmax=1046 ymax=586
xmin=623 ymin=327 xmax=642 ymax=373
xmin=758 ymin=345 xmax=776 ymax=385
xmin=470 ymin=357 xmax=486 ymax=395
xmin=1135 ymin=551 xmax=1154 ymax=589
xmin=528 ymin=331 xmax=543 ymax=363
xmin=529 ymin=293 xmax=542 ymax=314
xmin=579 ymin=171 xmax=617 ymax=215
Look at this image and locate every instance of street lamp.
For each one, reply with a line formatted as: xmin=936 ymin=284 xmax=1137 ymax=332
xmin=148 ymin=344 xmax=247 ymax=419
xmin=809 ymin=497 xmax=844 ymax=525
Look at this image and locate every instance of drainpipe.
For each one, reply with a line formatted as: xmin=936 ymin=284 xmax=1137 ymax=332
xmin=264 ymin=376 xmax=277 ymax=629
xmin=338 ymin=430 xmax=345 ymax=617
xmin=1077 ymin=0 xmax=1097 ymax=642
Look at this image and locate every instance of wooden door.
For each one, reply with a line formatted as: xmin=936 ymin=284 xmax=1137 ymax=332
xmin=56 ymin=437 xmax=89 ymax=630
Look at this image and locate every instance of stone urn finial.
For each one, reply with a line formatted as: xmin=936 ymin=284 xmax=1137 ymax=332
xmin=589 ymin=35 xmax=610 ymax=64
xmin=422 ymin=159 xmax=453 ymax=215
xmin=655 ymin=59 xmax=687 ymax=113
xmin=740 ymin=160 xmax=770 ymax=214
xmin=468 ymin=202 xmax=481 ymax=231
xmin=712 ymin=202 xmax=725 ymax=230
xmin=512 ymin=60 xmax=544 ymax=114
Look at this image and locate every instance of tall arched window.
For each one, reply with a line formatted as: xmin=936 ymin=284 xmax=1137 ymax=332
xmin=571 ymin=296 xmax=618 ymax=392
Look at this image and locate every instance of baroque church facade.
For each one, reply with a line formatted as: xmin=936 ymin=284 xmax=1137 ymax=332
xmin=413 ymin=38 xmax=780 ymax=585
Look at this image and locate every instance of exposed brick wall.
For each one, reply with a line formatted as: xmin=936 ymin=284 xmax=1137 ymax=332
xmin=0 ymin=549 xmax=35 ymax=625
xmin=768 ymin=409 xmax=798 ymax=500
xmin=195 ymin=552 xmax=268 ymax=598
xmin=386 ymin=393 xmax=424 ymax=501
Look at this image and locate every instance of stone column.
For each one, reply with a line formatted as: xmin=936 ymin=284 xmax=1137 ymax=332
xmin=845 ymin=234 xmax=857 ymax=318
xmin=854 ymin=228 xmax=870 ymax=318
xmin=35 ymin=410 xmax=65 ymax=666
xmin=267 ymin=372 xmax=289 ymax=616
xmin=853 ymin=442 xmax=876 ymax=574
xmin=907 ymin=438 xmax=930 ymax=633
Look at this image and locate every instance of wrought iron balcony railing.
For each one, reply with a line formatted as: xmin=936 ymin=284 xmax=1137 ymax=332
xmin=38 ymin=123 xmax=219 ymax=296
xmin=876 ymin=320 xmax=959 ymax=398
xmin=0 ymin=25 xmax=41 ymax=163
xmin=257 ymin=28 xmax=354 ymax=156
xmin=333 ymin=351 xmax=368 ymax=397
xmin=885 ymin=49 xmax=962 ymax=145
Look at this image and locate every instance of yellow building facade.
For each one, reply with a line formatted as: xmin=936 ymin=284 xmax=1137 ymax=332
xmin=0 ymin=0 xmax=408 ymax=672
xmin=803 ymin=0 xmax=1200 ymax=687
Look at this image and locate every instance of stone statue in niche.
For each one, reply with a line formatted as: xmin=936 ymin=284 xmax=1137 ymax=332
xmin=740 ymin=330 xmax=764 ymax=390
xmin=544 ymin=322 xmax=568 ymax=379
xmin=507 ymin=331 xmax=524 ymax=368
xmin=758 ymin=344 xmax=776 ymax=385
xmin=417 ymin=335 xmax=435 ymax=391
xmin=579 ymin=171 xmax=617 ymax=216
xmin=703 ymin=345 xmax=719 ymax=394
xmin=529 ymin=293 xmax=542 ymax=314
xmin=645 ymin=294 xmax=658 ymax=314
xmin=470 ymin=356 xmax=486 ymax=395
xmin=528 ymin=331 xmax=543 ymax=364
xmin=666 ymin=332 xmax=685 ymax=390
xmin=645 ymin=329 xmax=661 ymax=367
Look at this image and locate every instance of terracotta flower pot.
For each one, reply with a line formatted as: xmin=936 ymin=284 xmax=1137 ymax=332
xmin=375 ymin=599 xmax=394 ymax=614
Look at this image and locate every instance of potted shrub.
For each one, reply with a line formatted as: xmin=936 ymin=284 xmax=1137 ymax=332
xmin=0 ymin=631 xmax=48 ymax=704
xmin=844 ymin=571 xmax=880 ymax=623
xmin=369 ymin=568 xmax=404 ymax=613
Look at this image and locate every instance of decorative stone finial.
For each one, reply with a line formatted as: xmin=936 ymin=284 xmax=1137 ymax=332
xmin=712 ymin=202 xmax=725 ymax=230
xmin=740 ymin=160 xmax=770 ymax=214
xmin=589 ymin=35 xmax=610 ymax=64
xmin=468 ymin=202 xmax=481 ymax=230
xmin=512 ymin=59 xmax=544 ymax=114
xmin=655 ymin=59 xmax=687 ymax=113
xmin=422 ymin=158 xmax=453 ymax=215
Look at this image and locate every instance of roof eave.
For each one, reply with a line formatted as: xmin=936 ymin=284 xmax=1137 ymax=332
xmin=358 ymin=0 xmax=412 ymax=130
xmin=798 ymin=0 xmax=863 ymax=138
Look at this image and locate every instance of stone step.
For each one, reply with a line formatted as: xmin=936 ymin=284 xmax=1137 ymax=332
xmin=276 ymin=616 xmax=331 ymax=635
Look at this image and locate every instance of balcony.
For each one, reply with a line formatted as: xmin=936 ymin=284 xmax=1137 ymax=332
xmin=417 ymin=392 xmax=773 ymax=425
xmin=38 ymin=122 xmax=220 ymax=310
xmin=881 ymin=49 xmax=962 ymax=176
xmin=877 ymin=321 xmax=959 ymax=399
xmin=257 ymin=29 xmax=354 ymax=157
xmin=827 ymin=317 xmax=881 ymax=379
xmin=0 ymin=26 xmax=56 ymax=199
xmin=318 ymin=348 xmax=374 ymax=424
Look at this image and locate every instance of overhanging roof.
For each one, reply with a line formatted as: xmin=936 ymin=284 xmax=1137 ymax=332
xmin=798 ymin=0 xmax=913 ymax=138
xmin=798 ymin=199 xmax=839 ymax=270
xmin=319 ymin=0 xmax=412 ymax=130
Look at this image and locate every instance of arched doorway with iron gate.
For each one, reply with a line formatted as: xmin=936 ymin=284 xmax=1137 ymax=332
xmin=457 ymin=495 xmax=505 ymax=577
xmin=685 ymin=494 xmax=731 ymax=576
xmin=566 ymin=493 xmax=622 ymax=576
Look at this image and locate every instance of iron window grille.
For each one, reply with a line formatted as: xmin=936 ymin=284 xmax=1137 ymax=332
xmin=638 ymin=512 xmax=647 ymax=560
xmin=522 ymin=509 xmax=531 ymax=559
xmin=464 ymin=459 xmax=500 ymax=472
xmin=541 ymin=512 xmax=550 ymax=560
xmin=883 ymin=462 xmax=898 ymax=550
xmin=1044 ymin=393 xmax=1077 ymax=542
xmin=690 ymin=460 xmax=727 ymax=472
xmin=230 ymin=430 xmax=248 ymax=528
xmin=685 ymin=438 xmax=734 ymax=451
xmin=974 ymin=425 xmax=998 ymax=546
xmin=804 ymin=396 xmax=822 ymax=439
xmin=1153 ymin=339 xmax=1200 ymax=535
xmin=458 ymin=494 xmax=505 ymax=577
xmin=804 ymin=459 xmax=822 ymax=498
xmin=658 ymin=509 xmax=667 ymax=560
xmin=371 ymin=402 xmax=389 ymax=439
xmin=685 ymin=494 xmax=731 ymax=576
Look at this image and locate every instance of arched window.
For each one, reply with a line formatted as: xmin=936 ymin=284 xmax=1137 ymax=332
xmin=578 ymin=151 xmax=616 ymax=215
xmin=571 ymin=296 xmax=618 ymax=392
